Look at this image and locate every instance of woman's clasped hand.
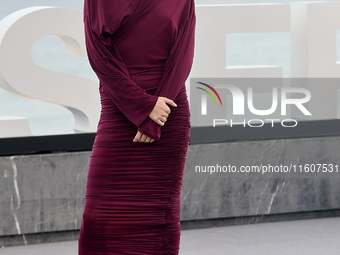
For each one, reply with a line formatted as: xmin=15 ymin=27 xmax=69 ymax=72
xmin=133 ymin=96 xmax=177 ymax=143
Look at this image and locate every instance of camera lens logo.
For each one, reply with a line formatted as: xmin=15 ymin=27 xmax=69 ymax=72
xmin=196 ymin=82 xmax=223 ymax=106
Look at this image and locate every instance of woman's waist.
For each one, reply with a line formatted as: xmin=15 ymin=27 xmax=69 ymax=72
xmin=145 ymin=84 xmax=188 ymax=101
xmin=99 ymin=85 xmax=189 ymax=121
xmin=129 ymin=68 xmax=163 ymax=90
xmin=129 ymin=76 xmax=158 ymax=90
xmin=99 ymin=82 xmax=188 ymax=108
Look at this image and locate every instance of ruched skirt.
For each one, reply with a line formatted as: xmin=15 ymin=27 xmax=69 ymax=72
xmin=78 ymin=85 xmax=191 ymax=255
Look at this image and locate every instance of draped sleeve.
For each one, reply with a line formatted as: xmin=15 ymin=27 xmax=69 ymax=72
xmin=137 ymin=0 xmax=196 ymax=140
xmin=83 ymin=0 xmax=159 ymax=129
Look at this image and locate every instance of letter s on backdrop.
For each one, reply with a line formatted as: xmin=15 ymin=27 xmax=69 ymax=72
xmin=0 ymin=7 xmax=100 ymax=137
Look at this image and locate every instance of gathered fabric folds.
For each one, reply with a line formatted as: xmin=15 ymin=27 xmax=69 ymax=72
xmin=78 ymin=86 xmax=190 ymax=255
xmin=78 ymin=0 xmax=196 ymax=254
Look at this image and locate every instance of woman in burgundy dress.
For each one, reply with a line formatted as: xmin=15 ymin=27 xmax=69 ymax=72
xmin=78 ymin=0 xmax=196 ymax=254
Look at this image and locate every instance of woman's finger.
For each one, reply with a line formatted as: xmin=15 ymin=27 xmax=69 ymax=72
xmin=139 ymin=133 xmax=147 ymax=142
xmin=133 ymin=131 xmax=155 ymax=143
xmin=133 ymin=131 xmax=142 ymax=142
xmin=161 ymin=116 xmax=167 ymax=123
xmin=144 ymin=136 xmax=151 ymax=143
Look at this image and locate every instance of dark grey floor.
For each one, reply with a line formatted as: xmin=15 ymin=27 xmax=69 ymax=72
xmin=1 ymin=217 xmax=339 ymax=255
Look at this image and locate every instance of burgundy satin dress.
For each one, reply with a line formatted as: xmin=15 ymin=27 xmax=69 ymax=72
xmin=78 ymin=0 xmax=196 ymax=254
